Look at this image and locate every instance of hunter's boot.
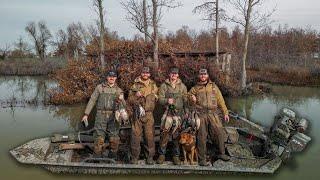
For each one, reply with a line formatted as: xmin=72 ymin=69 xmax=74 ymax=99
xmin=93 ymin=136 xmax=105 ymax=157
xmin=218 ymin=154 xmax=230 ymax=161
xmin=157 ymin=146 xmax=166 ymax=164
xmin=199 ymin=160 xmax=210 ymax=166
xmin=157 ymin=155 xmax=165 ymax=164
xmin=172 ymin=156 xmax=181 ymax=165
xmin=108 ymin=136 xmax=120 ymax=160
xmin=172 ymin=138 xmax=181 ymax=165
xmin=130 ymin=157 xmax=139 ymax=164
xmin=158 ymin=129 xmax=170 ymax=165
xmin=146 ymin=156 xmax=155 ymax=165
xmin=217 ymin=130 xmax=230 ymax=161
xmin=130 ymin=147 xmax=140 ymax=164
xmin=108 ymin=151 xmax=117 ymax=160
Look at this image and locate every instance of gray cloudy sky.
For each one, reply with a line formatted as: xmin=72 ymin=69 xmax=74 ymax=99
xmin=0 ymin=0 xmax=320 ymax=48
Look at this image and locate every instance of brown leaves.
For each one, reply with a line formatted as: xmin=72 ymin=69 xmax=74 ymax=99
xmin=50 ymin=59 xmax=100 ymax=105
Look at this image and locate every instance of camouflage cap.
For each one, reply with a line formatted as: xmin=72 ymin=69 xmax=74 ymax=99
xmin=170 ymin=67 xmax=179 ymax=74
xmin=199 ymin=68 xmax=208 ymax=75
xmin=142 ymin=66 xmax=151 ymax=73
xmin=106 ymin=70 xmax=117 ymax=77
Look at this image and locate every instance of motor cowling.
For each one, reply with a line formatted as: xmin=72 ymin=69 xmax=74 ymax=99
xmin=270 ymin=108 xmax=311 ymax=161
xmin=297 ymin=118 xmax=308 ymax=133
xmin=288 ymin=132 xmax=311 ymax=152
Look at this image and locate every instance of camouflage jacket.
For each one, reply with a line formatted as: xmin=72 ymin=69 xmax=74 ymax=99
xmin=84 ymin=82 xmax=125 ymax=115
xmin=189 ymin=80 xmax=228 ymax=116
xmin=128 ymin=77 xmax=158 ymax=112
xmin=159 ymin=78 xmax=188 ymax=111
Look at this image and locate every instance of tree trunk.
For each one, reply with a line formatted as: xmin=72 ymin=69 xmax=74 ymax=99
xmin=143 ymin=0 xmax=148 ymax=42
xmin=41 ymin=52 xmax=45 ymax=61
xmin=35 ymin=41 xmax=42 ymax=60
xmin=225 ymin=53 xmax=232 ymax=84
xmin=153 ymin=35 xmax=159 ymax=69
xmin=241 ymin=0 xmax=253 ymax=90
xmin=152 ymin=0 xmax=159 ymax=69
xmin=98 ymin=0 xmax=106 ymax=70
xmin=43 ymin=44 xmax=47 ymax=60
xmin=215 ymin=0 xmax=220 ymax=66
xmin=39 ymin=45 xmax=45 ymax=61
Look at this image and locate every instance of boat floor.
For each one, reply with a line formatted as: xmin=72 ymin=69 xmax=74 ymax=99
xmin=10 ymin=138 xmax=282 ymax=175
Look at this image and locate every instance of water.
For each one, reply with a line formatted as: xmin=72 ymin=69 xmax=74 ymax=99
xmin=0 ymin=76 xmax=319 ymax=180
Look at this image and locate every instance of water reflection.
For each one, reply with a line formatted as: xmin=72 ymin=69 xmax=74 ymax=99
xmin=227 ymin=85 xmax=320 ymax=127
xmin=50 ymin=105 xmax=86 ymax=130
xmin=0 ymin=76 xmax=86 ymax=131
xmin=0 ymin=76 xmax=56 ymax=107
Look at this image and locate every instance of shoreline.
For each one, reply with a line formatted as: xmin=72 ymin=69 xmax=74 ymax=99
xmin=0 ymin=58 xmax=66 ymax=76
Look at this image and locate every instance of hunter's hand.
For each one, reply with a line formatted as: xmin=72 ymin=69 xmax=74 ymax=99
xmin=191 ymin=95 xmax=197 ymax=103
xmin=82 ymin=115 xmax=88 ymax=121
xmin=136 ymin=91 xmax=142 ymax=97
xmin=118 ymin=94 xmax=124 ymax=100
xmin=168 ymin=98 xmax=174 ymax=105
xmin=82 ymin=115 xmax=89 ymax=127
xmin=183 ymin=113 xmax=189 ymax=119
xmin=224 ymin=115 xmax=230 ymax=123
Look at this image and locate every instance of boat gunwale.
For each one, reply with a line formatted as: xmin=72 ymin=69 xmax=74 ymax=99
xmin=9 ymin=138 xmax=282 ymax=174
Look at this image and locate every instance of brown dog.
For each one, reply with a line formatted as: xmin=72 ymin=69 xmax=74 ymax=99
xmin=179 ymin=132 xmax=198 ymax=165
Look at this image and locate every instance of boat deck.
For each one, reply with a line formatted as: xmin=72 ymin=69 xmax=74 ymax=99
xmin=10 ymin=138 xmax=282 ymax=175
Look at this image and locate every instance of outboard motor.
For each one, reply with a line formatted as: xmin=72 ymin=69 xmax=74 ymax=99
xmin=269 ymin=108 xmax=311 ymax=161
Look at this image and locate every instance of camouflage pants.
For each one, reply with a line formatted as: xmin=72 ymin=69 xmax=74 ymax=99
xmin=197 ymin=112 xmax=225 ymax=162
xmin=93 ymin=111 xmax=120 ymax=154
xmin=130 ymin=112 xmax=155 ymax=160
xmin=158 ymin=110 xmax=184 ymax=156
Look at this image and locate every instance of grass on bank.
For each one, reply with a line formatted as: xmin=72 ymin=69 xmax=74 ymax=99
xmin=247 ymin=62 xmax=320 ymax=86
xmin=0 ymin=57 xmax=67 ymax=76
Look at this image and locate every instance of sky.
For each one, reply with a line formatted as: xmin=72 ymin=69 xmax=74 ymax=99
xmin=0 ymin=0 xmax=320 ymax=48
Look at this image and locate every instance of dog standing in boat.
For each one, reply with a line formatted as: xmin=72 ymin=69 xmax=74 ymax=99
xmin=179 ymin=132 xmax=198 ymax=165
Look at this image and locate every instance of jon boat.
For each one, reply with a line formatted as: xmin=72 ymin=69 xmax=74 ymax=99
xmin=10 ymin=108 xmax=311 ymax=175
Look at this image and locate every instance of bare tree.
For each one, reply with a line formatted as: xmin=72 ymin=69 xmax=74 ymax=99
xmin=121 ymin=0 xmax=181 ymax=69
xmin=87 ymin=24 xmax=100 ymax=50
xmin=0 ymin=44 xmax=11 ymax=60
xmin=151 ymin=0 xmax=159 ymax=67
xmin=227 ymin=0 xmax=275 ymax=90
xmin=52 ymin=29 xmax=68 ymax=57
xmin=12 ymin=36 xmax=30 ymax=57
xmin=87 ymin=24 xmax=99 ymax=39
xmin=79 ymin=24 xmax=94 ymax=48
xmin=25 ymin=22 xmax=39 ymax=58
xmin=193 ymin=0 xmax=226 ymax=65
xmin=25 ymin=21 xmax=52 ymax=60
xmin=142 ymin=0 xmax=149 ymax=42
xmin=121 ymin=0 xmax=149 ymax=42
xmin=67 ymin=23 xmax=85 ymax=60
xmin=52 ymin=22 xmax=95 ymax=59
xmin=92 ymin=0 xmax=106 ymax=70
xmin=15 ymin=37 xmax=30 ymax=53
xmin=216 ymin=0 xmax=220 ymax=63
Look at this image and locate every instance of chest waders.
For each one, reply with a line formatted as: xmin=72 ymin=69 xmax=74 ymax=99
xmin=94 ymin=91 xmax=120 ymax=158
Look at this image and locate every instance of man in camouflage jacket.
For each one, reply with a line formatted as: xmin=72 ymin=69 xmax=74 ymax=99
xmin=189 ymin=68 xmax=230 ymax=166
xmin=157 ymin=68 xmax=188 ymax=165
xmin=127 ymin=67 xmax=158 ymax=165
